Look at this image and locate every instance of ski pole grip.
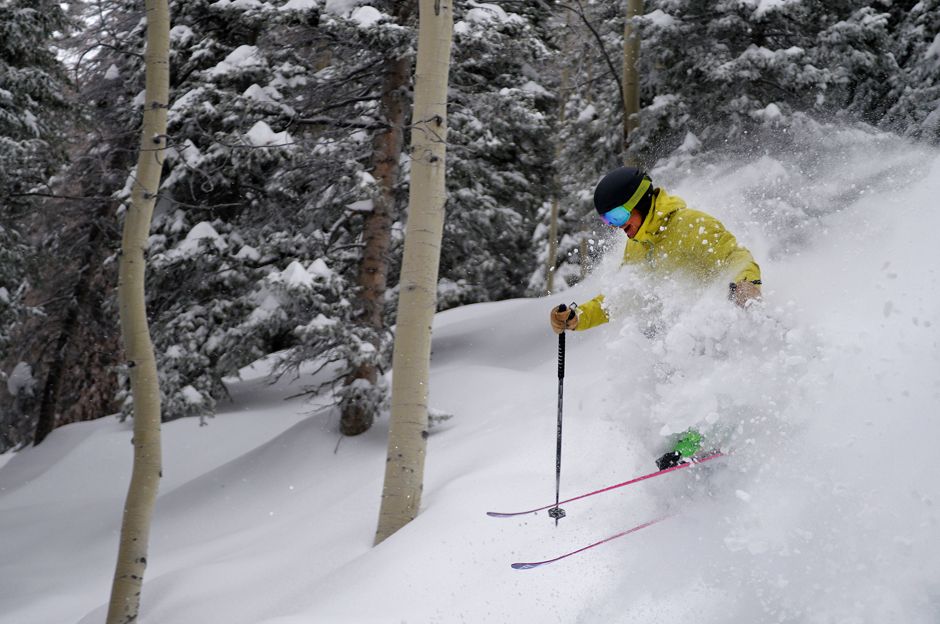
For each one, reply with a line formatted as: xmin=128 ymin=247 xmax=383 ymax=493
xmin=556 ymin=303 xmax=575 ymax=379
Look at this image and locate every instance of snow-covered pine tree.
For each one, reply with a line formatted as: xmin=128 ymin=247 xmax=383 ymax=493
xmin=0 ymin=217 xmax=37 ymax=449
xmin=434 ymin=1 xmax=555 ymax=307
xmin=0 ymin=226 xmax=27 ymax=356
xmin=289 ymin=1 xmax=562 ymax=433
xmin=296 ymin=0 xmax=561 ymax=433
xmin=635 ymin=1 xmax=803 ymax=157
xmin=0 ymin=1 xmax=70 ymax=208
xmin=0 ymin=0 xmax=73 ymax=449
xmin=884 ymin=0 xmax=940 ymax=141
xmin=814 ymin=4 xmax=899 ymax=126
xmin=532 ymin=1 xmax=625 ymax=293
xmin=139 ymin=0 xmax=324 ymax=420
xmin=629 ymin=0 xmax=908 ymax=159
xmin=274 ymin=2 xmax=421 ymax=435
xmin=59 ymin=0 xmax=334 ymax=422
xmin=339 ymin=2 xmax=415 ymax=436
xmin=74 ymin=0 xmax=419 ymax=427
xmin=10 ymin=0 xmax=163 ymax=450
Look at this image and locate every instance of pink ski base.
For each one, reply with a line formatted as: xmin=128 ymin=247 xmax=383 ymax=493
xmin=511 ymin=516 xmax=672 ymax=569
xmin=488 ymin=451 xmax=724 ymax=519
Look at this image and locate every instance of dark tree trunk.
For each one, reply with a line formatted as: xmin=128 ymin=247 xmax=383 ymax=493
xmin=340 ymin=21 xmax=413 ymax=436
xmin=34 ymin=206 xmax=114 ymax=445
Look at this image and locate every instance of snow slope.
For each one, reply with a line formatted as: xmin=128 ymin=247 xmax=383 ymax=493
xmin=2 ymin=131 xmax=940 ymax=623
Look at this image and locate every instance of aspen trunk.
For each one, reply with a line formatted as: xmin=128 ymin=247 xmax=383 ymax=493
xmin=545 ymin=197 xmax=559 ymax=293
xmin=341 ymin=47 xmax=412 ymax=436
xmin=374 ymin=0 xmax=453 ymax=546
xmin=623 ymin=0 xmax=643 ymax=158
xmin=106 ymin=0 xmax=169 ymax=621
xmin=545 ymin=11 xmax=574 ymax=295
xmin=579 ymin=237 xmax=589 ymax=281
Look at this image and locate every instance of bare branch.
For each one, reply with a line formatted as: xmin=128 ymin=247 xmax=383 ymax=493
xmin=558 ymin=0 xmax=626 ymax=114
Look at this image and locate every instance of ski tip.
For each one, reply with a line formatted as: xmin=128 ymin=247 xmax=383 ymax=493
xmin=511 ymin=562 xmax=543 ymax=570
xmin=691 ymin=449 xmax=725 ymax=463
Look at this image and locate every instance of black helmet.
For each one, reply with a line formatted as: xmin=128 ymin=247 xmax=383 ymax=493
xmin=593 ymin=166 xmax=653 ymax=215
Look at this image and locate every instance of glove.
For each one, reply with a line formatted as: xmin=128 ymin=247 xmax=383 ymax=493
xmin=729 ymin=280 xmax=761 ymax=308
xmin=549 ymin=304 xmax=578 ymax=334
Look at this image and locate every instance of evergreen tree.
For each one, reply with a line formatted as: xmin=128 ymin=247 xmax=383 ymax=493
xmin=72 ymin=0 xmax=413 ymax=424
xmin=628 ymin=1 xmax=922 ymax=158
xmin=884 ymin=0 xmax=940 ymax=141
xmin=532 ymin=1 xmax=624 ymax=292
xmin=7 ymin=0 xmax=940 ymax=451
xmin=0 ymin=0 xmax=72 ymax=449
xmin=133 ymin=0 xmax=559 ymax=425
xmin=340 ymin=3 xmax=414 ymax=436
xmin=0 ymin=1 xmax=69 ymax=207
xmin=0 ymin=0 xmax=70 ymax=349
xmin=442 ymin=0 xmax=555 ymax=306
xmin=2 ymin=0 xmax=164 ymax=451
xmin=141 ymin=0 xmax=324 ymax=419
xmin=16 ymin=0 xmax=145 ymax=448
xmin=815 ymin=5 xmax=899 ymax=125
xmin=0 ymin=224 xmax=28 ymax=361
xmin=635 ymin=1 xmax=812 ymax=157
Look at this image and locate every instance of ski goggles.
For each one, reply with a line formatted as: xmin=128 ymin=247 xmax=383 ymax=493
xmin=600 ymin=177 xmax=651 ymax=227
xmin=601 ymin=205 xmax=632 ymax=227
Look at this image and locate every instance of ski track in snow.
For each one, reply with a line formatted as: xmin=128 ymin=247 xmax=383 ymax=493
xmin=2 ymin=138 xmax=940 ymax=623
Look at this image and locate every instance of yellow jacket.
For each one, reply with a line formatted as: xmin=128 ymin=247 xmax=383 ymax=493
xmin=577 ymin=189 xmax=761 ymax=331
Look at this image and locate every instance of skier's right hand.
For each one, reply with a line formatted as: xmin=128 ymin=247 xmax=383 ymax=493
xmin=729 ymin=280 xmax=762 ymax=308
xmin=550 ymin=304 xmax=578 ymax=334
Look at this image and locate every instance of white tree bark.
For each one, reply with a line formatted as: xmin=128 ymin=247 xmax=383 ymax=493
xmin=545 ymin=197 xmax=560 ymax=292
xmin=546 ymin=10 xmax=574 ymax=294
xmin=375 ymin=0 xmax=453 ymax=546
xmin=106 ymin=0 xmax=169 ymax=621
xmin=623 ymin=0 xmax=643 ymax=158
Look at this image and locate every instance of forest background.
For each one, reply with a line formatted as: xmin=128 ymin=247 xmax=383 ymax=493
xmin=2 ymin=0 xmax=939 ymax=452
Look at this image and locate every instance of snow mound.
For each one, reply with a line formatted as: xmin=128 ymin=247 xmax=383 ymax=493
xmin=206 ymin=45 xmax=266 ymax=78
xmin=245 ymin=120 xmax=293 ymax=147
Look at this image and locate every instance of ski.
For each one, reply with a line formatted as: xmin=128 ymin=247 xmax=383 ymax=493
xmin=487 ymin=450 xmax=724 ymax=518
xmin=511 ymin=515 xmax=672 ymax=570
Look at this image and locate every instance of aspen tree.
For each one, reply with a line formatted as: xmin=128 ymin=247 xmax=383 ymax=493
xmin=546 ymin=10 xmax=574 ymax=294
xmin=623 ymin=0 xmax=643 ymax=159
xmin=375 ymin=0 xmax=453 ymax=545
xmin=106 ymin=0 xmax=169 ymax=621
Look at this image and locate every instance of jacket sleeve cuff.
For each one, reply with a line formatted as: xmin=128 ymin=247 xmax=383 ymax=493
xmin=733 ymin=262 xmax=762 ymax=284
xmin=575 ymin=294 xmax=609 ymax=331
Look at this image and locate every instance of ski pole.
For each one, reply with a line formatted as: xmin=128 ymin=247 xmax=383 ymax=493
xmin=549 ymin=303 xmax=575 ymax=525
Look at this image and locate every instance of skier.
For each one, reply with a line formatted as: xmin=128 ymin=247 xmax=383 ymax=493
xmin=549 ymin=166 xmax=763 ymax=470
